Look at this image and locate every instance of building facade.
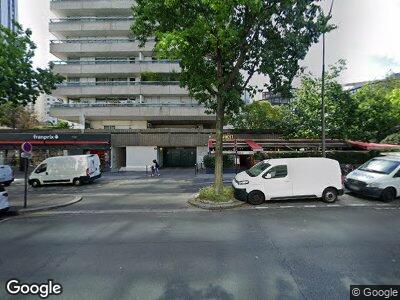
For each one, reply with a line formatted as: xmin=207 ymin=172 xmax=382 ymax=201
xmin=48 ymin=0 xmax=216 ymax=170
xmin=260 ymin=91 xmax=291 ymax=105
xmin=0 ymin=0 xmax=18 ymax=29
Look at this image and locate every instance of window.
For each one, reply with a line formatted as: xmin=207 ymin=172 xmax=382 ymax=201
xmin=394 ymin=169 xmax=400 ymax=178
xmin=359 ymin=159 xmax=400 ymax=175
xmin=35 ymin=164 xmax=47 ymax=174
xmin=246 ymin=162 xmax=271 ymax=177
xmin=264 ymin=165 xmax=288 ymax=179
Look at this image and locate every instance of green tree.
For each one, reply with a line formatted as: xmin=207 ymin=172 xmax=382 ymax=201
xmin=132 ymin=0 xmax=331 ymax=194
xmin=348 ymin=76 xmax=400 ymax=142
xmin=0 ymin=102 xmax=39 ymax=129
xmin=284 ymin=60 xmax=356 ymax=139
xmin=0 ymin=22 xmax=64 ymax=106
xmin=229 ymin=101 xmax=286 ymax=131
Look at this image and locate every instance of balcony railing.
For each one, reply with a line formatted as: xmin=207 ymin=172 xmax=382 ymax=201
xmin=50 ymin=38 xmax=154 ymax=44
xmin=51 ymin=102 xmax=201 ymax=108
xmin=57 ymin=81 xmax=181 ymax=87
xmin=52 ymin=59 xmax=179 ymax=65
xmin=50 ymin=16 xmax=133 ymax=23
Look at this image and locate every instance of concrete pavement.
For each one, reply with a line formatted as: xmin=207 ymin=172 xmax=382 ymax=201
xmin=1 ymin=207 xmax=400 ymax=299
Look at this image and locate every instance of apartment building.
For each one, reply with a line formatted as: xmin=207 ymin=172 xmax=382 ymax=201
xmin=48 ymin=0 xmax=215 ymax=170
xmin=0 ymin=0 xmax=18 ymax=29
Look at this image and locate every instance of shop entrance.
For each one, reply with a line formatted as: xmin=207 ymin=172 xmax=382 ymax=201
xmin=163 ymin=148 xmax=196 ymax=168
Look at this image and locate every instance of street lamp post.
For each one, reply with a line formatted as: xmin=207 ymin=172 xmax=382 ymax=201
xmin=321 ymin=0 xmax=335 ymax=158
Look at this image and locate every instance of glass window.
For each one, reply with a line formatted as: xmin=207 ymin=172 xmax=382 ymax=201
xmin=359 ymin=159 xmax=400 ymax=175
xmin=264 ymin=165 xmax=288 ymax=179
xmin=246 ymin=162 xmax=271 ymax=177
xmin=35 ymin=164 xmax=47 ymax=174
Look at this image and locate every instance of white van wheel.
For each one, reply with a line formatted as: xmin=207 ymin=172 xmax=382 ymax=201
xmin=31 ymin=180 xmax=41 ymax=188
xmin=322 ymin=188 xmax=338 ymax=203
xmin=381 ymin=188 xmax=396 ymax=202
xmin=73 ymin=178 xmax=82 ymax=186
xmin=248 ymin=191 xmax=265 ymax=205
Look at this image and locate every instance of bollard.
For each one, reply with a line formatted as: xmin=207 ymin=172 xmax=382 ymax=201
xmin=194 ymin=164 xmax=197 ymax=175
xmin=146 ymin=165 xmax=148 ymax=175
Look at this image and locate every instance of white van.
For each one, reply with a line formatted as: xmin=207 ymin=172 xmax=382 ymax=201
xmin=344 ymin=156 xmax=400 ymax=202
xmin=232 ymin=157 xmax=343 ymax=205
xmin=29 ymin=155 xmax=101 ymax=187
xmin=0 ymin=185 xmax=10 ymax=212
xmin=0 ymin=165 xmax=14 ymax=186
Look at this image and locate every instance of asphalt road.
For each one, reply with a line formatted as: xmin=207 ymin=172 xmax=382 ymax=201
xmin=0 ymin=175 xmax=400 ymax=299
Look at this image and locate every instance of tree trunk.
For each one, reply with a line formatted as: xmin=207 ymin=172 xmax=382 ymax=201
xmin=214 ymin=95 xmax=224 ymax=194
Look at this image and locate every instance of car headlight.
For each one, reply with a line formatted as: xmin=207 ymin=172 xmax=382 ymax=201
xmin=237 ymin=180 xmax=249 ymax=185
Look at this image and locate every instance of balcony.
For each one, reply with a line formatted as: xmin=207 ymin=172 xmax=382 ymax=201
xmin=50 ymin=39 xmax=155 ymax=59
xmin=52 ymin=81 xmax=189 ymax=98
xmin=49 ymin=17 xmax=133 ymax=38
xmin=51 ymin=0 xmax=134 ymax=17
xmin=49 ymin=102 xmax=214 ymax=123
xmin=52 ymin=60 xmax=181 ymax=77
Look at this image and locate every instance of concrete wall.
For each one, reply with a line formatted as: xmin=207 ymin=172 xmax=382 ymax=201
xmin=125 ymin=146 xmax=157 ymax=171
xmin=91 ymin=120 xmax=147 ymax=130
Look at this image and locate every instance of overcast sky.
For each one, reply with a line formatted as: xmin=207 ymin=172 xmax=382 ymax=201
xmin=19 ymin=0 xmax=400 ymax=89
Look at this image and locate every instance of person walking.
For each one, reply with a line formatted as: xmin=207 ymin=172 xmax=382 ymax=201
xmin=153 ymin=159 xmax=160 ymax=176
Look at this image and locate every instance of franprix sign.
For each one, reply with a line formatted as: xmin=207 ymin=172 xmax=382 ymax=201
xmin=33 ymin=134 xmax=59 ymax=141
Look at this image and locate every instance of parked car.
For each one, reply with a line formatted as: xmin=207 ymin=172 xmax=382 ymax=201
xmin=232 ymin=157 xmax=343 ymax=205
xmin=29 ymin=155 xmax=101 ymax=187
xmin=0 ymin=185 xmax=10 ymax=213
xmin=344 ymin=156 xmax=400 ymax=202
xmin=0 ymin=165 xmax=14 ymax=186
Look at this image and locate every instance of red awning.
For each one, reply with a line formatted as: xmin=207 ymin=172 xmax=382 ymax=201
xmin=246 ymin=140 xmax=263 ymax=151
xmin=347 ymin=140 xmax=400 ymax=150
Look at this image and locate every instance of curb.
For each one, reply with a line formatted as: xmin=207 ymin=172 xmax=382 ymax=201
xmin=16 ymin=196 xmax=83 ymax=215
xmin=188 ymin=197 xmax=246 ymax=210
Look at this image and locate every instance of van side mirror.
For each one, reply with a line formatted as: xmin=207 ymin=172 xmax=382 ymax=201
xmin=264 ymin=173 xmax=272 ymax=179
xmin=394 ymin=171 xmax=400 ymax=178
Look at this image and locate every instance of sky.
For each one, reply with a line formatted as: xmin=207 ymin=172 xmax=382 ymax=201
xmin=19 ymin=0 xmax=400 ymax=90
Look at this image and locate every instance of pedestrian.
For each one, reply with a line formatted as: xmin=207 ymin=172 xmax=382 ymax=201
xmin=153 ymin=159 xmax=160 ymax=176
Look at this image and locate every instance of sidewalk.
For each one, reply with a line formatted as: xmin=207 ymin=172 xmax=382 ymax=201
xmin=7 ymin=193 xmax=82 ymax=214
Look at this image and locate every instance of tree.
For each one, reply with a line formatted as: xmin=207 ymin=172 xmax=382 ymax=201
xmin=0 ymin=22 xmax=64 ymax=106
xmin=284 ymin=60 xmax=356 ymax=139
xmin=132 ymin=0 xmax=332 ymax=194
xmin=229 ymin=100 xmax=286 ymax=131
xmin=0 ymin=102 xmax=39 ymax=129
xmin=348 ymin=76 xmax=400 ymax=142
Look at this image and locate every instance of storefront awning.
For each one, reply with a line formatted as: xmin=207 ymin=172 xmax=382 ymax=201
xmin=347 ymin=140 xmax=400 ymax=150
xmin=245 ymin=140 xmax=263 ymax=151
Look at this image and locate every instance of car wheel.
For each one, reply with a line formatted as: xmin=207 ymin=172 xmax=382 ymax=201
xmin=73 ymin=178 xmax=82 ymax=186
xmin=322 ymin=188 xmax=338 ymax=203
xmin=248 ymin=191 xmax=265 ymax=205
xmin=381 ymin=187 xmax=396 ymax=202
xmin=31 ymin=180 xmax=41 ymax=188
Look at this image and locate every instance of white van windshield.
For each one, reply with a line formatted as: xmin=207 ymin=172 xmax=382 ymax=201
xmin=246 ymin=162 xmax=271 ymax=177
xmin=359 ymin=159 xmax=400 ymax=175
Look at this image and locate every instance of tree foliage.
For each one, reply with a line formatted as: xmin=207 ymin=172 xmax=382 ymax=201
xmin=348 ymin=77 xmax=400 ymax=142
xmin=228 ymin=100 xmax=286 ymax=131
xmin=132 ymin=0 xmax=331 ymax=193
xmin=0 ymin=102 xmax=39 ymax=129
xmin=284 ymin=60 xmax=356 ymax=139
xmin=0 ymin=22 xmax=64 ymax=106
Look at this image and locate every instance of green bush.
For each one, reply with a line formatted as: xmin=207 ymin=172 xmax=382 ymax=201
xmin=198 ymin=185 xmax=234 ymax=203
xmin=203 ymin=154 xmax=235 ymax=169
xmin=381 ymin=132 xmax=400 ymax=145
xmin=252 ymin=150 xmax=381 ymax=165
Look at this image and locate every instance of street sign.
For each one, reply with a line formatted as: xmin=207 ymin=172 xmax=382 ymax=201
xmin=21 ymin=142 xmax=33 ymax=153
xmin=21 ymin=152 xmax=32 ymax=159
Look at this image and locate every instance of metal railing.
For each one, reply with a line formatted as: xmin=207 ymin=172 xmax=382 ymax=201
xmin=50 ymin=38 xmax=154 ymax=44
xmin=52 ymin=59 xmax=180 ymax=65
xmin=50 ymin=16 xmax=133 ymax=23
xmin=57 ymin=81 xmax=181 ymax=87
xmin=51 ymin=102 xmax=202 ymax=108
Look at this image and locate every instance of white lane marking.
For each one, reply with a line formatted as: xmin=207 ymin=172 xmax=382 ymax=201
xmin=348 ymin=204 xmax=367 ymax=207
xmin=327 ymin=204 xmax=340 ymax=207
xmin=304 ymin=205 xmax=317 ymax=208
